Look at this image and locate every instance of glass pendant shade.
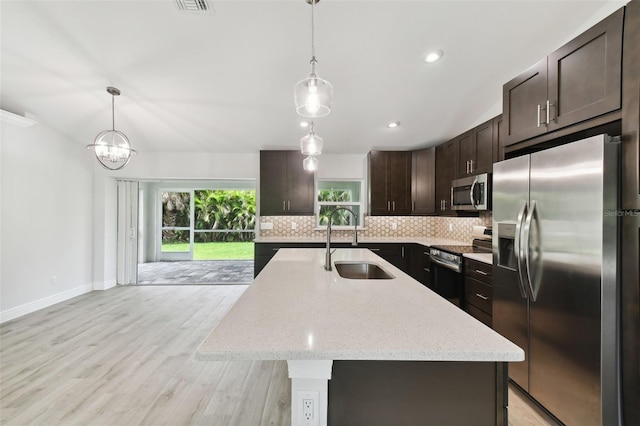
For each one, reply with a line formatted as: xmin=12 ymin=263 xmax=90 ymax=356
xmin=295 ymin=66 xmax=333 ymax=118
xmin=300 ymin=122 xmax=323 ymax=155
xmin=86 ymin=87 xmax=136 ymax=171
xmin=303 ymin=155 xmax=319 ymax=171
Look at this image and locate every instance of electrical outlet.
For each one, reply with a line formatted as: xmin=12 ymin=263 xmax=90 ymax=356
xmin=303 ymin=399 xmax=313 ymax=421
xmin=391 ymin=222 xmax=398 ymax=230
xmin=448 ymin=223 xmax=453 ymax=232
xmin=291 ymin=222 xmax=297 ymax=230
xmin=50 ymin=276 xmax=57 ymax=286
xmin=298 ymin=391 xmax=319 ymax=426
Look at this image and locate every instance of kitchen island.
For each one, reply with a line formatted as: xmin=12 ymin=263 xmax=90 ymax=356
xmin=198 ymin=248 xmax=523 ymax=425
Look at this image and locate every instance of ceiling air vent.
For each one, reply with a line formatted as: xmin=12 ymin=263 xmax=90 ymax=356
xmin=175 ymin=0 xmax=213 ymax=14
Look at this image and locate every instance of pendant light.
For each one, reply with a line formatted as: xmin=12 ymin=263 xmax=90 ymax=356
xmin=86 ymin=86 xmax=136 ymax=170
xmin=303 ymin=155 xmax=319 ymax=171
xmin=294 ymin=0 xmax=333 ymax=118
xmin=300 ymin=121 xmax=323 ymax=156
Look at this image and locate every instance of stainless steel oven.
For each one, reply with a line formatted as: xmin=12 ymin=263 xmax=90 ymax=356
xmin=451 ymin=173 xmax=491 ymax=211
xmin=428 ymin=239 xmax=492 ymax=308
xmin=428 ymin=247 xmax=465 ymax=307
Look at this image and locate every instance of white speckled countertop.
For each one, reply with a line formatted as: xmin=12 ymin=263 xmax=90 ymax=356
xmin=463 ymin=252 xmax=493 ymax=264
xmin=198 ymin=248 xmax=522 ymax=362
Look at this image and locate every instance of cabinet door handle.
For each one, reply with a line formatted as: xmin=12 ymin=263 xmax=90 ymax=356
xmin=475 ymin=269 xmax=488 ymax=276
xmin=282 ymin=201 xmax=286 ymax=210
xmin=392 ymin=201 xmax=396 ymax=211
xmin=388 ymin=201 xmax=391 ymax=211
xmin=475 ymin=293 xmax=489 ymax=301
xmin=401 ymin=246 xmax=405 ymax=257
xmin=272 ymin=248 xmax=280 ymax=252
xmin=470 ymin=160 xmax=474 ymax=173
xmin=537 ymin=104 xmax=542 ymax=127
xmin=288 ymin=200 xmax=291 ymax=210
xmin=369 ymin=248 xmax=381 ymax=252
xmin=546 ymin=100 xmax=554 ymax=124
xmin=412 ymin=201 xmax=416 ymax=211
xmin=424 ymin=268 xmax=431 ymax=273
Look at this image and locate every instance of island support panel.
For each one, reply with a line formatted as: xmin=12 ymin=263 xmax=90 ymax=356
xmin=328 ymin=361 xmax=507 ymax=426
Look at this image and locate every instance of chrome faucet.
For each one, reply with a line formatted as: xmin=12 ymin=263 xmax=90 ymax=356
xmin=325 ymin=207 xmax=358 ymax=271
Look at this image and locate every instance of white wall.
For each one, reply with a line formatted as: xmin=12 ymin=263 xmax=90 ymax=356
xmin=1 ymin=121 xmax=94 ymax=321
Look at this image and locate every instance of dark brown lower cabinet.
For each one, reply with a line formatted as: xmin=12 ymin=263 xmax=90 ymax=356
xmin=464 ymin=259 xmax=493 ymax=327
xmin=328 ymin=361 xmax=507 ymax=426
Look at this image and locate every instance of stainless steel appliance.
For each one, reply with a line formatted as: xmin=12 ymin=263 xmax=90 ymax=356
xmin=492 ymin=134 xmax=620 ymax=426
xmin=451 ymin=173 xmax=491 ymax=211
xmin=429 ymin=239 xmax=491 ymax=307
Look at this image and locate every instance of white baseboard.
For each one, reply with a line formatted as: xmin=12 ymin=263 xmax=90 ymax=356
xmin=93 ymin=279 xmax=117 ymax=291
xmin=0 ymin=283 xmax=94 ymax=324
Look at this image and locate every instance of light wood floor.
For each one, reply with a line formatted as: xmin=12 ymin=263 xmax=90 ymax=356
xmin=1 ymin=285 xmax=558 ymax=426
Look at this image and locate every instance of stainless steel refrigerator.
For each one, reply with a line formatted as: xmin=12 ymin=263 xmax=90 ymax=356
xmin=492 ymin=134 xmax=620 ymax=426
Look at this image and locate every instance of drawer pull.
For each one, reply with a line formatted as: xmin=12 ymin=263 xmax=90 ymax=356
xmin=475 ymin=293 xmax=489 ymax=301
xmin=424 ymin=268 xmax=430 ymax=273
xmin=369 ymin=248 xmax=381 ymax=251
xmin=272 ymin=248 xmax=280 ymax=251
xmin=474 ymin=269 xmax=489 ymax=276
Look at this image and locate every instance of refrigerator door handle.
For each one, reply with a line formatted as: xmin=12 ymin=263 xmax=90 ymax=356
xmin=513 ymin=201 xmax=530 ymax=299
xmin=523 ymin=200 xmax=540 ymax=302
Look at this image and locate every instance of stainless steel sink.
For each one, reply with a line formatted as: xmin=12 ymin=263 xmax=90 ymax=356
xmin=334 ymin=262 xmax=395 ymax=280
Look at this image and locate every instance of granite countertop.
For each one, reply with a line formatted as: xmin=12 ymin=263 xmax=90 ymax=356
xmin=197 ymin=248 xmax=522 ymax=362
xmin=463 ymin=252 xmax=493 ymax=265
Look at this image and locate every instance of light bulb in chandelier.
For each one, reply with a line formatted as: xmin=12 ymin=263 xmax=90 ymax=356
xmin=303 ymin=155 xmax=319 ymax=172
xmin=300 ymin=122 xmax=323 ymax=156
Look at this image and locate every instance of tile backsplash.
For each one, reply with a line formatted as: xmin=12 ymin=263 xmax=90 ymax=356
xmin=259 ymin=213 xmax=492 ymax=243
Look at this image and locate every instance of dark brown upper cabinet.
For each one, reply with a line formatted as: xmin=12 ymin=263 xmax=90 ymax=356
xmin=260 ymin=150 xmax=315 ymax=216
xmin=411 ymin=147 xmax=436 ymax=215
xmin=457 ymin=119 xmax=494 ymax=178
xmin=368 ymin=151 xmax=412 ymax=216
xmin=435 ymin=138 xmax=458 ymax=215
xmin=503 ymin=8 xmax=623 ymax=146
xmin=492 ymin=114 xmax=504 ymax=163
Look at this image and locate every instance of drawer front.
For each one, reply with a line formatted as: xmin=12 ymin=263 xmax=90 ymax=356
xmin=464 ymin=259 xmax=493 ymax=284
xmin=465 ymin=276 xmax=493 ymax=315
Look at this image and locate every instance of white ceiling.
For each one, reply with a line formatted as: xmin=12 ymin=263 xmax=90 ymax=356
xmin=0 ymin=0 xmax=627 ymax=155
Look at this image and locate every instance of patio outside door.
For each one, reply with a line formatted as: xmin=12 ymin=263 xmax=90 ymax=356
xmin=158 ymin=190 xmax=194 ymax=261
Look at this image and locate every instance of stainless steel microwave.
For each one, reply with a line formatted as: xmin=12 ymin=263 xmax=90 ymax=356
xmin=451 ymin=173 xmax=491 ymax=211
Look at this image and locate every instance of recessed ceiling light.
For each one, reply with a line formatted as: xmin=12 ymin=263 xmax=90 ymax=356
xmin=300 ymin=121 xmax=310 ymax=128
xmin=425 ymin=49 xmax=444 ymax=63
xmin=387 ymin=121 xmax=401 ymax=128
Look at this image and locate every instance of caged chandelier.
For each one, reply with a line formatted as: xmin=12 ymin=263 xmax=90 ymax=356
xmin=86 ymin=87 xmax=137 ymax=170
xmin=294 ymin=0 xmax=333 ymax=118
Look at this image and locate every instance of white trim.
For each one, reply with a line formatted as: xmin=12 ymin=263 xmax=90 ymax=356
xmin=93 ymin=279 xmax=117 ymax=291
xmin=0 ymin=283 xmax=94 ymax=324
xmin=0 ymin=109 xmax=37 ymax=127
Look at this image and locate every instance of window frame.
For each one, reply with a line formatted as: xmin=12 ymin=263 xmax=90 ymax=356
xmin=315 ymin=179 xmax=365 ymax=230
